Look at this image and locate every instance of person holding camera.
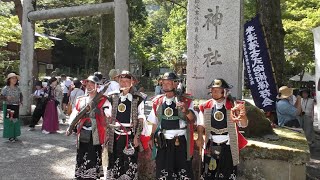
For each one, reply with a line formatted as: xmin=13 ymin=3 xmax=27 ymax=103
xmin=299 ymin=88 xmax=315 ymax=147
xmin=29 ymin=81 xmax=45 ymax=131
xmin=276 ymin=86 xmax=302 ymax=127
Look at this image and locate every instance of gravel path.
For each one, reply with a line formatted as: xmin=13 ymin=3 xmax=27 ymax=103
xmin=0 ymin=123 xmax=77 ymax=179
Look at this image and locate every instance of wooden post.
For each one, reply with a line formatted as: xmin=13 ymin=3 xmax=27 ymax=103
xmin=114 ymin=0 xmax=129 ymax=71
xmin=28 ymin=2 xmax=114 ymax=21
xmin=20 ymin=0 xmax=35 ymax=116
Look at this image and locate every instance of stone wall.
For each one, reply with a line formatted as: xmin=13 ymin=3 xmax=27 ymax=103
xmin=238 ymin=128 xmax=309 ymax=179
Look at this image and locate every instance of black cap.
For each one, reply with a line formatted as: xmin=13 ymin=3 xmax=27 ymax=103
xmin=299 ymin=88 xmax=310 ymax=96
xmin=35 ymin=81 xmax=42 ymax=87
xmin=94 ymin=72 xmax=103 ymax=81
xmin=86 ymin=75 xmax=100 ymax=84
xmin=73 ymin=79 xmax=82 ymax=88
xmin=162 ymin=72 xmax=179 ymax=81
xmin=208 ymin=78 xmax=231 ymax=89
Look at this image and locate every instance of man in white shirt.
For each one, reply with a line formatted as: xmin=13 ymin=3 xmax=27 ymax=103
xmin=197 ymin=78 xmax=248 ymax=179
xmin=69 ymin=80 xmax=85 ymax=109
xmin=104 ymin=70 xmax=145 ymax=179
xmin=61 ymin=74 xmax=72 ymax=113
xmin=147 ymin=72 xmax=196 ymax=179
xmin=104 ymin=69 xmax=120 ymax=95
xmin=66 ymin=75 xmax=108 ymax=179
xmin=299 ymin=88 xmax=315 ymax=147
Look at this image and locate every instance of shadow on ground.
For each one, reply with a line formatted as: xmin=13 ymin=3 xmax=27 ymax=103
xmin=0 ymin=122 xmax=77 ymax=180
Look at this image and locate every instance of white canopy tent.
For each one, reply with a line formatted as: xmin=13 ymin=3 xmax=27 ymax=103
xmin=289 ymin=72 xmax=315 ymax=82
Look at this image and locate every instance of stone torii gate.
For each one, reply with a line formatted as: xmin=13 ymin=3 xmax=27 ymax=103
xmin=19 ymin=0 xmax=129 ymax=116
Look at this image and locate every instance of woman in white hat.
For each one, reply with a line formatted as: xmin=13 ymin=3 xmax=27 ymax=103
xmin=1 ymin=73 xmax=22 ymax=142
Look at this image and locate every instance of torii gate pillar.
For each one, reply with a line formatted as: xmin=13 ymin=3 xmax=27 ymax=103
xmin=114 ymin=0 xmax=129 ymax=71
xmin=20 ymin=0 xmax=35 ymax=116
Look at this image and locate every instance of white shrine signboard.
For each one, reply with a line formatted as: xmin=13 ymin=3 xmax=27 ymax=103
xmin=187 ymin=0 xmax=243 ymax=99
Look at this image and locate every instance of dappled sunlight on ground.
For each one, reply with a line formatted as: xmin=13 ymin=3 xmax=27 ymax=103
xmin=50 ymin=156 xmax=76 ymax=179
xmin=0 ymin=122 xmax=77 ymax=179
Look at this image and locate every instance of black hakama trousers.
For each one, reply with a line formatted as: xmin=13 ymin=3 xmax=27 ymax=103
xmin=156 ymin=135 xmax=193 ymax=179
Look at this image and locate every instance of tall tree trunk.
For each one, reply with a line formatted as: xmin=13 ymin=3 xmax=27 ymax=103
xmin=98 ymin=0 xmax=115 ymax=78
xmin=12 ymin=0 xmax=23 ymax=25
xmin=256 ymin=0 xmax=286 ymax=87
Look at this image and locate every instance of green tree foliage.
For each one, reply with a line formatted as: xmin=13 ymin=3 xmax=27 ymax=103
xmin=0 ymin=1 xmax=52 ymax=83
xmin=130 ymin=1 xmax=173 ymax=71
xmin=0 ymin=5 xmax=52 ymax=49
xmin=282 ymin=0 xmax=320 ymax=77
xmin=244 ymin=0 xmax=320 ymax=81
xmin=244 ymin=0 xmax=256 ymax=21
xmin=0 ymin=15 xmax=21 ymax=46
xmin=162 ymin=1 xmax=187 ymax=69
xmin=131 ymin=0 xmax=188 ymax=72
xmin=37 ymin=0 xmax=102 ymax=75
xmin=0 ymin=2 xmax=53 ymax=49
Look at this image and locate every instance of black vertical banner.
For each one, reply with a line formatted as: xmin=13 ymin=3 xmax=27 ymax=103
xmin=243 ymin=15 xmax=277 ymax=111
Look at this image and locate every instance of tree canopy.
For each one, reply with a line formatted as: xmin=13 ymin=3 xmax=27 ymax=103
xmin=0 ymin=2 xmax=53 ymax=82
xmin=244 ymin=0 xmax=320 ymax=82
xmin=0 ymin=2 xmax=53 ymax=50
xmin=282 ymin=0 xmax=320 ymax=77
xmin=0 ymin=0 xmax=319 ymax=81
xmin=162 ymin=0 xmax=187 ymax=70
